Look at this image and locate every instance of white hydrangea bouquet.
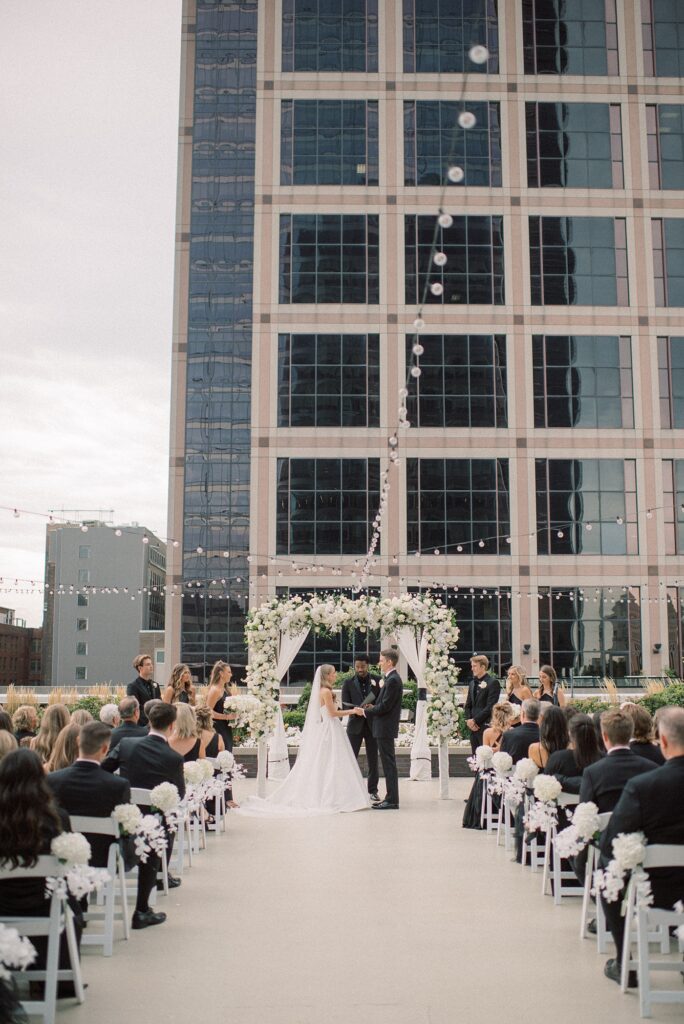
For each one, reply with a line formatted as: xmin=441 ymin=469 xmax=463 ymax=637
xmin=149 ymin=782 xmax=182 ymax=834
xmin=501 ymin=757 xmax=539 ymax=808
xmin=523 ymin=775 xmax=562 ymax=834
xmin=215 ymin=749 xmax=247 ymax=784
xmin=223 ymin=694 xmax=263 ymax=733
xmin=487 ymin=751 xmax=513 ymax=796
xmin=47 ymin=832 xmax=110 ymax=900
xmin=593 ymin=831 xmax=652 ymax=908
xmin=112 ymin=803 xmax=167 ymax=864
xmin=0 ymin=923 xmax=36 ymax=981
xmin=467 ymin=744 xmax=494 ymax=774
xmin=554 ymin=801 xmax=602 ymax=859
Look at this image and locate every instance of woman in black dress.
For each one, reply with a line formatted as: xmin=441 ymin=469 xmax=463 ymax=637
xmin=168 ymin=704 xmax=206 ymax=761
xmin=505 ymin=665 xmax=533 ymax=707
xmin=544 ymin=713 xmax=603 ymax=791
xmin=162 ymin=663 xmax=196 ymax=706
xmin=206 ymin=661 xmax=237 ymax=753
xmin=535 ymin=664 xmax=566 ymax=708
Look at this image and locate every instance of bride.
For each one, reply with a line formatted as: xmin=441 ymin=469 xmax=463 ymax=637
xmin=237 ymin=664 xmax=371 ymax=815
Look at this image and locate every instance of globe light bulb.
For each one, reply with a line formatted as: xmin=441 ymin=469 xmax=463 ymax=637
xmin=433 ymin=251 xmax=447 ymax=266
xmin=469 ymin=44 xmax=489 ymax=65
xmin=430 ymin=282 xmax=444 ymax=296
xmin=142 ymin=536 xmax=149 ymax=545
xmin=399 ymin=387 xmax=409 ymax=399
xmin=196 ymin=545 xmax=203 ymax=554
xmin=412 ymin=343 xmax=424 ymax=356
xmin=413 ymin=317 xmax=425 ymax=330
xmin=115 ymin=529 xmax=123 ymax=537
xmin=458 ymin=111 xmax=477 ymax=130
xmin=447 ymin=166 xmax=464 ymax=183
xmin=438 ymin=212 xmax=453 ymax=228
xmin=410 ymin=366 xmax=421 ymax=378
xmin=80 ymin=525 xmax=88 ymax=533
xmin=172 ymin=539 xmax=179 ymax=547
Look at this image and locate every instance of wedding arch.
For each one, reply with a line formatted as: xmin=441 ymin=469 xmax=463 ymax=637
xmin=243 ymin=593 xmax=461 ymax=799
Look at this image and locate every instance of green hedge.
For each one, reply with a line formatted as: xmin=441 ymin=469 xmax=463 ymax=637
xmin=639 ymin=682 xmax=684 ymax=715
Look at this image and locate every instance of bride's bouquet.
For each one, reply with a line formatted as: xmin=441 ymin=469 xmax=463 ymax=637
xmin=223 ymin=693 xmax=262 ymax=731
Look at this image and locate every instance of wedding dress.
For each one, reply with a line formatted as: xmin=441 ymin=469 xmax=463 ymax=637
xmin=236 ymin=668 xmax=371 ymax=816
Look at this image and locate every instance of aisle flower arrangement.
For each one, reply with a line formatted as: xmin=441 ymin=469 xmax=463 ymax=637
xmin=47 ymin=833 xmax=110 ymax=900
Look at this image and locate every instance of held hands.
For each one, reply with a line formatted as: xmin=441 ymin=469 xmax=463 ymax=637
xmin=466 ymin=718 xmax=479 ymax=731
xmin=352 ymin=707 xmax=366 ymax=717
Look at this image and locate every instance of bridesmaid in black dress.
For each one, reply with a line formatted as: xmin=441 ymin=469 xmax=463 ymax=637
xmin=206 ymin=661 xmax=237 ymax=753
xmin=168 ymin=705 xmax=206 ymax=761
xmin=535 ymin=664 xmax=566 ymax=708
xmin=504 ymin=665 xmax=533 ymax=711
xmin=162 ymin=663 xmax=196 ymax=706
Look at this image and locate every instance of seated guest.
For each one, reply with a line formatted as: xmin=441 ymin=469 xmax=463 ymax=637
xmin=99 ymin=703 xmax=120 ymax=729
xmin=12 ymin=704 xmax=38 ymax=744
xmin=535 ymin=664 xmax=566 ymax=708
xmin=108 ymin=696 xmax=148 ymax=749
xmin=579 ymin=708 xmax=655 ymax=811
xmin=196 ymin=705 xmax=223 ymax=757
xmin=31 ymin=704 xmax=71 ymax=764
xmin=127 ymin=654 xmax=161 ymax=727
xmin=529 ymin=705 xmax=569 ymax=769
xmin=592 ymin=710 xmax=607 ymax=755
xmin=0 ymin=731 xmax=17 ymax=762
xmin=544 ymin=713 xmax=602 ymax=792
xmin=0 ymin=748 xmax=82 ymax=997
xmin=162 ymin=663 xmax=196 ymax=706
xmin=622 ymin=703 xmax=664 ymax=766
xmin=0 ymin=710 xmax=13 ymax=733
xmin=169 ymin=704 xmax=206 ymax=761
xmin=482 ymin=702 xmax=515 ymax=751
xmin=505 ymin=665 xmax=533 ymax=707
xmin=70 ymin=710 xmax=93 ymax=728
xmin=500 ymin=699 xmax=541 ymax=763
xmin=45 ymin=723 xmax=80 ymax=773
xmin=600 ymin=707 xmax=684 ymax=986
xmin=562 ymin=704 xmax=581 ymax=728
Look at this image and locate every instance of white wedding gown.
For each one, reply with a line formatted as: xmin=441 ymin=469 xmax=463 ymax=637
xmin=237 ymin=672 xmax=371 ymax=817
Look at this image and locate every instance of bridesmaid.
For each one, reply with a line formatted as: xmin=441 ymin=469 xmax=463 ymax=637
xmin=505 ymin=665 xmax=533 ymax=707
xmin=535 ymin=664 xmax=566 ymax=708
xmin=206 ymin=661 xmax=238 ymax=752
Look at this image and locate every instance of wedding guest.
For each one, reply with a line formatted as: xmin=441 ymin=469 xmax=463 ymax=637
xmin=482 ymin=702 xmax=515 ymax=750
xmin=592 ymin=710 xmax=607 ymax=755
xmin=206 ymin=660 xmax=237 ymax=752
xmin=0 ymin=710 xmax=13 ymax=733
xmin=505 ymin=665 xmax=533 ymax=706
xmin=622 ymin=703 xmax=665 ymax=765
xmin=499 ymin=698 xmax=541 ymax=763
xmin=45 ymin=724 xmax=80 ymax=773
xmin=600 ymin=707 xmax=684 ymax=987
xmin=169 ymin=704 xmax=206 ymax=761
xmin=162 ymin=663 xmax=196 ymax=706
xmin=529 ymin=705 xmax=569 ymax=769
xmin=108 ymin=697 xmax=148 ymax=748
xmin=342 ymin=656 xmax=381 ymax=802
xmin=579 ymin=708 xmax=655 ymax=812
xmin=0 ymin=731 xmax=17 ymax=762
xmin=543 ymin=713 xmax=602 ymax=792
xmin=535 ymin=664 xmax=566 ymax=708
xmin=70 ymin=710 xmax=93 ymax=727
xmin=31 ymin=704 xmax=71 ymax=764
xmin=562 ymin=704 xmax=581 ymax=727
xmin=127 ymin=654 xmax=161 ymax=728
xmin=99 ymin=703 xmax=120 ymax=729
xmin=12 ymin=704 xmax=37 ymax=743
xmin=195 ymin=705 xmax=223 ymax=757
xmin=464 ymin=654 xmax=501 ymax=755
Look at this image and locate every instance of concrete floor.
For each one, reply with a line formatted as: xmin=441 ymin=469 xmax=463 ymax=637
xmin=61 ymin=777 xmax=682 ymax=1024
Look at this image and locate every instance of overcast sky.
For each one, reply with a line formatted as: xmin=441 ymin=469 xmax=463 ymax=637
xmin=0 ymin=1 xmax=183 ymax=625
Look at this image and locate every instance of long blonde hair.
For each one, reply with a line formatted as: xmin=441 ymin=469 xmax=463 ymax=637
xmin=173 ymin=703 xmax=198 ymax=740
xmin=506 ymin=665 xmax=528 ymax=696
xmin=208 ymin=661 xmax=230 ymax=690
xmin=319 ymin=665 xmax=336 ymax=690
xmin=32 ymin=704 xmax=71 ymax=763
xmin=46 ymin=723 xmax=80 ymax=772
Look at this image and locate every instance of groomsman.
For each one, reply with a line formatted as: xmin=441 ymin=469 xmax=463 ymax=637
xmin=355 ymin=649 xmax=403 ymax=809
xmin=127 ymin=654 xmax=161 ymax=727
xmin=464 ymin=654 xmax=501 ymax=755
xmin=342 ymin=657 xmax=380 ymax=801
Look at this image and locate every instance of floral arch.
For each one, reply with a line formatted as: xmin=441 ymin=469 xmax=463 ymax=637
xmin=244 ymin=593 xmax=461 ymax=797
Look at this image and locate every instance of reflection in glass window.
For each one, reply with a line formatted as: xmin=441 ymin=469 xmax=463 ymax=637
xmin=653 ymin=219 xmax=684 ymax=307
xmin=522 ymin=0 xmax=618 ymax=75
xmin=526 ymin=103 xmax=623 ymax=188
xmin=406 ymin=334 xmax=507 ymax=428
xmin=404 ymin=100 xmax=501 ymax=187
xmin=405 ymin=215 xmax=505 ymax=305
xmin=539 ymin=587 xmax=641 ymax=679
xmin=406 ymin=459 xmax=510 ymax=556
xmin=282 ymin=0 xmax=378 ymax=72
xmin=535 ymin=459 xmax=638 ymax=555
xmin=281 ymin=100 xmax=378 ymax=186
xmin=529 ymin=216 xmax=629 ymax=306
xmin=646 ymin=106 xmax=684 ymax=189
xmin=278 ymin=334 xmax=379 ymax=427
xmin=642 ymin=0 xmax=684 ymax=77
xmin=410 ymin=586 xmax=512 ymax=678
xmin=658 ymin=336 xmax=684 ymax=428
xmin=276 ymin=458 xmax=380 ymax=555
xmin=663 ymin=460 xmax=684 ymax=554
xmin=532 ymin=335 xmax=633 ymax=428
xmin=403 ymin=0 xmax=498 ymax=73
xmin=666 ymin=586 xmax=684 ymax=676
xmin=280 ymin=214 xmax=379 ymax=304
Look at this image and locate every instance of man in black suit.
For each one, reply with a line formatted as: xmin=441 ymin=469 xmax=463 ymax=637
xmin=579 ymin=708 xmax=655 ymax=813
xmin=600 ymin=707 xmax=684 ymax=986
xmin=108 ymin=696 xmax=148 ymax=749
xmin=500 ymin=698 xmax=540 ymax=763
xmin=354 ymin=649 xmax=403 ymax=809
xmin=464 ymin=654 xmax=501 ymax=755
xmin=126 ymin=654 xmax=161 ymax=728
xmin=342 ymin=657 xmax=381 ymax=801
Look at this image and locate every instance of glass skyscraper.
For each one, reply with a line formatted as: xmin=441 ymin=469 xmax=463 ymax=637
xmin=167 ymin=0 xmax=684 ymax=684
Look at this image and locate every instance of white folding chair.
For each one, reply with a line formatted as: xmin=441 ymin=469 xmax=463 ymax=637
xmin=496 ymin=795 xmax=515 ymax=850
xmin=130 ymin=788 xmax=170 ymax=891
xmin=542 ymin=794 xmax=584 ymax=903
xmin=521 ymin=793 xmax=546 ymax=872
xmin=69 ymin=815 xmax=129 ymax=956
xmin=479 ymin=774 xmax=500 ymax=834
xmin=580 ymin=811 xmax=612 ymax=948
xmin=205 ymin=759 xmax=227 ymax=834
xmin=0 ymin=855 xmax=85 ymax=1024
xmin=620 ymin=844 xmax=684 ymax=1016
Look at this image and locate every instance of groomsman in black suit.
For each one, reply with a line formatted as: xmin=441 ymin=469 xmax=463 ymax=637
xmin=108 ymin=696 xmax=148 ymax=749
xmin=354 ymin=649 xmax=403 ymax=809
xmin=126 ymin=654 xmax=161 ymax=728
xmin=464 ymin=654 xmax=501 ymax=755
xmin=599 ymin=707 xmax=684 ymax=986
xmin=342 ymin=657 xmax=380 ymax=801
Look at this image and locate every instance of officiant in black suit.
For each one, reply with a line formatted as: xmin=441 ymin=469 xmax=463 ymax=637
xmin=342 ymin=657 xmax=380 ymax=801
xmin=354 ymin=649 xmax=403 ymax=809
xmin=127 ymin=654 xmax=161 ymax=727
xmin=464 ymin=654 xmax=501 ymax=755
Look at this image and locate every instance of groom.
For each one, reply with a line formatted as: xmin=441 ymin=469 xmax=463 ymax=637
xmin=353 ymin=649 xmax=403 ymax=810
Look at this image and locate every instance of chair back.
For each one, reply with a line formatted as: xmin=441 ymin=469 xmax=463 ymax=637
xmin=130 ymin=787 xmax=153 ymax=806
xmin=0 ymin=855 xmax=63 ymax=881
xmin=597 ymin=811 xmax=612 ymax=830
xmin=642 ymin=843 xmax=684 ymax=869
xmin=558 ymin=793 xmax=580 ymax=808
xmin=69 ymin=815 xmax=118 ymax=838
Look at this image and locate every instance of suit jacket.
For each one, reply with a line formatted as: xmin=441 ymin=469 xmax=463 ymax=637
xmin=579 ymin=748 xmax=656 ymax=813
xmin=363 ymin=670 xmax=403 ymax=739
xmin=46 ymin=761 xmax=131 ymax=868
xmin=629 ymin=740 xmax=665 ymax=766
xmin=105 ymin=733 xmax=185 ymax=803
xmin=464 ymin=673 xmax=501 ymax=729
xmin=543 ymin=748 xmax=597 ymax=793
xmin=342 ymin=674 xmax=381 ymax=737
xmin=499 ymin=721 xmax=539 ymax=763
xmin=108 ymin=720 xmax=148 ymax=749
xmin=600 ymin=755 xmax=684 ymax=909
xmin=126 ymin=676 xmax=162 ymax=726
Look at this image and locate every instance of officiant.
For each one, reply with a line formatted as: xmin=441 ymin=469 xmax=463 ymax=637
xmin=342 ymin=657 xmax=380 ymax=802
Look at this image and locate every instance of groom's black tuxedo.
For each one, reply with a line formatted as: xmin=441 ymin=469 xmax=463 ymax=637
xmin=342 ymin=673 xmax=380 ymax=795
xmin=364 ymin=669 xmax=403 ymax=806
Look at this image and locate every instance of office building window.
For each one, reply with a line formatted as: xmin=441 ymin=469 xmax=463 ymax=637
xmin=663 ymin=460 xmax=684 ymax=554
xmin=281 ymin=100 xmax=378 ymax=186
xmin=404 ymin=100 xmax=501 ymax=187
xmin=280 ymin=214 xmax=379 ymax=304
xmin=282 ymin=0 xmax=378 ymax=72
xmin=646 ymin=106 xmax=684 ymax=189
xmin=276 ymin=458 xmax=380 ymax=555
xmin=76 ymin=619 xmax=88 ymax=632
xmin=78 ymin=569 xmax=90 ymax=584
xmin=539 ymin=587 xmax=641 ymax=679
xmin=658 ymin=336 xmax=684 ymax=428
xmin=532 ymin=335 xmax=634 ymax=428
xmin=402 ymin=0 xmax=499 ymax=73
xmin=405 ymin=215 xmax=505 ymax=305
xmin=642 ymin=0 xmax=684 ymax=77
xmin=77 ymin=594 xmax=88 ymax=607
xmin=78 ymin=545 xmax=90 ymax=559
xmin=653 ymin=219 xmax=684 ymax=306
xmin=526 ymin=102 xmax=623 ymax=188
xmin=666 ymin=586 xmax=684 ymax=676
xmin=76 ymin=642 xmax=87 ymax=657
xmin=406 ymin=459 xmax=510 ymax=555
xmin=406 ymin=334 xmax=507 ymax=428
xmin=411 ymin=586 xmax=512 ymax=677
xmin=535 ymin=459 xmax=638 ymax=555
xmin=529 ymin=216 xmax=629 ymax=306
xmin=522 ymin=0 xmax=618 ymax=75
xmin=75 ymin=667 xmax=87 ymax=681
xmin=278 ymin=334 xmax=379 ymax=428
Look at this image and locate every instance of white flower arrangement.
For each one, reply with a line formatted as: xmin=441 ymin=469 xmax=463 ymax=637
xmin=183 ymin=761 xmax=205 ymax=786
xmin=149 ymin=782 xmax=180 ymax=814
xmin=532 ymin=775 xmax=562 ymax=804
xmin=514 ymin=758 xmax=539 ymax=785
xmin=524 ymin=800 xmax=558 ymax=835
xmin=491 ymin=751 xmax=513 ymax=776
xmin=134 ymin=814 xmax=168 ymax=863
xmin=223 ymin=694 xmax=263 ymax=734
xmin=554 ymin=801 xmax=602 ymax=859
xmin=476 ymin=745 xmax=495 ymax=770
xmin=216 ymin=750 xmax=235 ymax=772
xmin=0 ymin=924 xmax=36 ymax=981
xmin=47 ymin=832 xmax=110 ymax=900
xmin=112 ymin=803 xmax=143 ymax=836
xmin=673 ymin=901 xmax=684 ymax=941
xmin=593 ymin=832 xmax=652 ymax=907
xmin=51 ymin=832 xmax=91 ymax=866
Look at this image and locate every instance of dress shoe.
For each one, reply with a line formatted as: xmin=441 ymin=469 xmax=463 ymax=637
xmin=369 ymin=792 xmax=380 ymax=802
xmin=132 ymin=909 xmax=167 ymax=930
xmin=156 ymin=874 xmax=181 ymax=890
xmin=587 ymin=917 xmax=597 ymax=935
xmin=604 ymin=957 xmax=637 ymax=988
xmin=372 ymin=800 xmax=398 ymax=810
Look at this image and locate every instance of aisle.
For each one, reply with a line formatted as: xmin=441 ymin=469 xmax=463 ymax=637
xmin=62 ymin=778 xmax=681 ymax=1024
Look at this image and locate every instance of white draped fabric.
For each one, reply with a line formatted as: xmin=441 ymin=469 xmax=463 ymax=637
xmin=262 ymin=628 xmax=309 ymax=792
xmin=395 ymin=627 xmax=432 ymax=782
